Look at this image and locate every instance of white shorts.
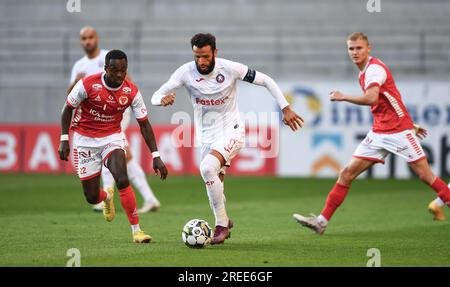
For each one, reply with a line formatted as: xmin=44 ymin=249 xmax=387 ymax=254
xmin=200 ymin=125 xmax=245 ymax=174
xmin=73 ymin=133 xmax=127 ymax=180
xmin=353 ymin=129 xmax=426 ymax=164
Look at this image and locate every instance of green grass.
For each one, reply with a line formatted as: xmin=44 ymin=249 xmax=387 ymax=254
xmin=0 ymin=174 xmax=449 ymax=266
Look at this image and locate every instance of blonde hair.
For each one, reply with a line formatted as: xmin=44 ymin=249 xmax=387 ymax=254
xmin=347 ymin=32 xmax=369 ymax=45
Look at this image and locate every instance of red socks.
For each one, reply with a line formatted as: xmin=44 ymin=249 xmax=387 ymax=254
xmin=431 ymin=177 xmax=450 ymax=204
xmin=95 ymin=189 xmax=107 ymax=204
xmin=321 ymin=182 xmax=350 ymax=221
xmin=119 ymin=185 xmax=139 ymax=225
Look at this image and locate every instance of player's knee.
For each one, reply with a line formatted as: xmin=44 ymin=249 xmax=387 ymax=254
xmin=339 ymin=167 xmax=355 ymax=184
xmin=200 ymin=156 xmax=220 ymax=180
xmin=115 ymin=174 xmax=130 ymax=189
xmin=200 ymin=161 xmax=214 ymax=180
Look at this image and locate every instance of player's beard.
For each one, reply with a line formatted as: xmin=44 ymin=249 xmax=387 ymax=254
xmin=196 ymin=58 xmax=215 ymax=75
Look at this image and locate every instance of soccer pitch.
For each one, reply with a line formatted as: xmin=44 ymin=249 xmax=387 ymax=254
xmin=0 ymin=174 xmax=449 ymax=267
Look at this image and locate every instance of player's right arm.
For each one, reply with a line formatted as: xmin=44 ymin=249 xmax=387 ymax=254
xmin=329 ymin=64 xmax=386 ymax=106
xmin=58 ymin=80 xmax=87 ymax=161
xmin=151 ymin=66 xmax=185 ymax=107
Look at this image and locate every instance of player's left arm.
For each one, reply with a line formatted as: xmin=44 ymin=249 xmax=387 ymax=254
xmin=132 ymin=91 xmax=168 ymax=180
xmin=137 ymin=119 xmax=168 ymax=180
xmin=237 ymin=64 xmax=304 ymax=131
xmin=414 ymin=123 xmax=428 ymax=140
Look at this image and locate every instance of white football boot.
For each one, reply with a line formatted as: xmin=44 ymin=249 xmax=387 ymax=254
xmin=92 ymin=202 xmax=103 ymax=212
xmin=293 ymin=213 xmax=326 ymax=235
xmin=138 ymin=200 xmax=161 ymax=213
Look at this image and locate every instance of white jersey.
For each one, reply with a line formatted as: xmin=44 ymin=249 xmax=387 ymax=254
xmin=70 ymin=49 xmax=108 ymax=83
xmin=152 ymin=58 xmax=289 ymax=144
xmin=69 ymin=49 xmax=132 ymax=131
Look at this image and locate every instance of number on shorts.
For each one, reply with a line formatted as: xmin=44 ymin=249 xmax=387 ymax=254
xmin=79 ymin=167 xmax=87 ymax=175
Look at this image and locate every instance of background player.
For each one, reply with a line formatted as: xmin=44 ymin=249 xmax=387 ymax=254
xmin=293 ymin=32 xmax=450 ymax=234
xmin=68 ymin=26 xmax=161 ymax=213
xmin=59 ymin=50 xmax=168 ymax=243
xmin=151 ymin=33 xmax=304 ymax=244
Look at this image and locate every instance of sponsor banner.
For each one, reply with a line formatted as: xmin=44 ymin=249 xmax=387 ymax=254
xmin=0 ymin=124 xmax=277 ymax=176
xmin=23 ymin=126 xmax=62 ymax=173
xmin=0 ymin=125 xmax=22 ymax=172
xmin=251 ymin=80 xmax=450 ymax=178
xmin=126 ymin=125 xmax=194 ymax=176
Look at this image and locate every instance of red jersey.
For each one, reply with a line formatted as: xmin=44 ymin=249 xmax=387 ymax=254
xmin=358 ymin=57 xmax=413 ymax=133
xmin=66 ymin=72 xmax=148 ymax=138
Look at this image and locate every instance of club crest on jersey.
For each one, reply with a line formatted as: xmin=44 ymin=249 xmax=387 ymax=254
xmin=216 ymin=73 xmax=225 ymax=83
xmin=94 ymin=95 xmax=101 ymax=101
xmin=119 ymin=96 xmax=129 ymax=105
xmin=122 ymin=87 xmax=132 ymax=94
xmin=92 ymin=83 xmax=102 ymax=91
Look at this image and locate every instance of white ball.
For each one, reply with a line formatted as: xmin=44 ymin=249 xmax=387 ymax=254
xmin=182 ymin=219 xmax=212 ymax=248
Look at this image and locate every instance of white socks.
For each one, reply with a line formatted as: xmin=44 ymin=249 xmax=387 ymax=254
xmin=317 ymin=215 xmax=328 ymax=226
xmin=105 ymin=190 xmax=111 ymax=202
xmin=200 ymin=154 xmax=229 ymax=227
xmin=127 ymin=158 xmax=158 ymax=204
xmin=434 ymin=197 xmax=445 ymax=208
xmin=101 ymin=167 xmax=115 ymax=191
xmin=131 ymin=224 xmax=141 ymax=233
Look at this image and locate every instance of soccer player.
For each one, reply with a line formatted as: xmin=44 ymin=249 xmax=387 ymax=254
xmin=59 ymin=50 xmax=168 ymax=243
xmin=151 ymin=33 xmax=304 ymax=244
xmin=293 ymin=32 xmax=450 ymax=234
xmin=68 ymin=26 xmax=161 ymax=213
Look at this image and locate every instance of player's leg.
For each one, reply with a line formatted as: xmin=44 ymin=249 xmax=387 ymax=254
xmin=386 ymin=129 xmax=448 ymax=221
xmin=294 ymin=131 xmax=385 ymax=234
xmin=199 ymin=149 xmax=235 ymax=245
xmin=201 ymin=150 xmax=228 ymax=225
xmin=408 ymin=158 xmax=449 ymax=220
xmin=90 ymin=167 xmax=115 ymax=212
xmin=293 ymin=157 xmax=376 ymax=234
xmin=126 ymin=155 xmax=161 ymax=213
xmin=219 ymin=166 xmax=228 ymax=204
xmin=74 ymin=145 xmax=113 ymax=219
xmin=200 ymin=127 xmax=244 ymax=244
xmin=80 ymin=175 xmax=107 ymax=204
xmin=429 ymin=192 xmax=447 ymax=221
xmin=322 ymin=157 xmax=376 ymax=217
xmin=105 ymin=148 xmax=151 ymax=243
xmin=101 ymin=166 xmax=116 ymax=191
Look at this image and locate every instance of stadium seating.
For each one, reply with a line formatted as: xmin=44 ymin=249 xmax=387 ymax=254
xmin=0 ymin=0 xmax=449 ymax=123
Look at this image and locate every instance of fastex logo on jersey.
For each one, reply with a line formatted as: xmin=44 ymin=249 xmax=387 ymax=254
xmin=195 ymin=96 xmax=229 ymax=106
xmin=92 ymin=83 xmax=102 ymax=91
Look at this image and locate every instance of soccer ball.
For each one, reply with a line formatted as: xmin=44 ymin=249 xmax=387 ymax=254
xmin=182 ymin=219 xmax=212 ymax=248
